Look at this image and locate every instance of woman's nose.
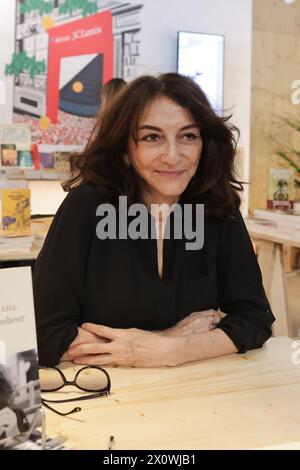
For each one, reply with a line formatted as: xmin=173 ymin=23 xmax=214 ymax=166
xmin=160 ymin=141 xmax=181 ymax=165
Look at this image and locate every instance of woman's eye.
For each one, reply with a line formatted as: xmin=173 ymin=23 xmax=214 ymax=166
xmin=181 ymin=133 xmax=199 ymax=141
xmin=141 ymin=134 xmax=161 ymax=142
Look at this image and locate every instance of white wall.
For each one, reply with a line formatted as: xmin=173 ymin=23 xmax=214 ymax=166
xmin=136 ymin=0 xmax=253 ymax=213
xmin=0 ymin=0 xmax=16 ymax=124
xmin=0 ymin=0 xmax=252 ymax=214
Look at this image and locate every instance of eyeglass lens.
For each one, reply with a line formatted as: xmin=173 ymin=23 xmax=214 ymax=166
xmin=39 ymin=367 xmax=109 ymax=392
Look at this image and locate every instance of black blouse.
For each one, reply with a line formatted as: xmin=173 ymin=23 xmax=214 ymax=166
xmin=33 ymin=183 xmax=275 ymax=366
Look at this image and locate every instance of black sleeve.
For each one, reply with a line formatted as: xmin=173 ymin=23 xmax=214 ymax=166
xmin=33 ymin=186 xmax=94 ymax=366
xmin=216 ymin=210 xmax=275 ymax=353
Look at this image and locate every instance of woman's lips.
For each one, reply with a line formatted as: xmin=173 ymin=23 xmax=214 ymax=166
xmin=155 ymin=170 xmax=185 ymax=177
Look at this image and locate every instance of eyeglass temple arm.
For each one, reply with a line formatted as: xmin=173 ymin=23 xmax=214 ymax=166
xmin=41 ymin=400 xmax=81 ymax=417
xmin=41 ymin=391 xmax=109 ymax=404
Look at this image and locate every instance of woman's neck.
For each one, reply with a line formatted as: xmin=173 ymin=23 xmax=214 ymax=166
xmin=142 ymin=189 xmax=179 ymax=211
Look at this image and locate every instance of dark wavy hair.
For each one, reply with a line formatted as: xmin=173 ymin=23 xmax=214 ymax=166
xmin=65 ymin=73 xmax=243 ymax=217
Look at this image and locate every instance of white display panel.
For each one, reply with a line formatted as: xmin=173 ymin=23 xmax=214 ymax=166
xmin=177 ymin=31 xmax=224 ymax=112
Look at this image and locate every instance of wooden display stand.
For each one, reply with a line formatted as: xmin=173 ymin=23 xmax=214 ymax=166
xmin=283 ymin=245 xmax=300 ymax=273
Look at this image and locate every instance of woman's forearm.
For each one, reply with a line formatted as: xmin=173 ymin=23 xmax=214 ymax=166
xmin=66 ymin=324 xmax=238 ymax=367
xmin=172 ymin=328 xmax=238 ymax=366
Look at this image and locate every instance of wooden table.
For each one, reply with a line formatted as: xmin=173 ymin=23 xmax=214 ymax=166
xmin=245 ymin=218 xmax=300 ymax=337
xmin=42 ymin=337 xmax=300 ymax=450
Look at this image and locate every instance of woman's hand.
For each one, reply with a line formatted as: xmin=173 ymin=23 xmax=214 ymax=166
xmin=67 ymin=323 xmax=177 ymax=367
xmin=60 ymin=325 xmax=109 ymax=361
xmin=157 ymin=310 xmax=223 ymax=337
xmin=0 ymin=407 xmax=18 ymax=438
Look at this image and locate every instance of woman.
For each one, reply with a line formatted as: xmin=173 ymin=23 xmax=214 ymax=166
xmin=33 ymin=73 xmax=275 ymax=367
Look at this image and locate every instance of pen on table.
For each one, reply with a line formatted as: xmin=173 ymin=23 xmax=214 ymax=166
xmin=108 ymin=435 xmax=115 ymax=450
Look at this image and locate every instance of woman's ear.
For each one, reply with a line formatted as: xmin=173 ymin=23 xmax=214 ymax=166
xmin=124 ymin=154 xmax=131 ymax=166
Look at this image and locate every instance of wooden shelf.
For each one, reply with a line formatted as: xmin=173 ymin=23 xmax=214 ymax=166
xmin=0 ymin=167 xmax=70 ymax=181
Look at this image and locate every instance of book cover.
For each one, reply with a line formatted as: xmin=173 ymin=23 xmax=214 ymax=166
xmin=54 ymin=152 xmax=71 ymax=177
xmin=1 ymin=189 xmax=31 ymax=232
xmin=18 ymin=150 xmax=34 ymax=168
xmin=267 ymin=169 xmax=295 ymax=210
xmin=39 ymin=152 xmax=54 ymax=169
xmin=0 ymin=267 xmax=42 ymax=448
xmin=1 ymin=144 xmax=18 ymax=167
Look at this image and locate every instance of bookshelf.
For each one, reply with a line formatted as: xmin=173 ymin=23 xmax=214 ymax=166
xmin=0 ymin=167 xmax=70 ymax=181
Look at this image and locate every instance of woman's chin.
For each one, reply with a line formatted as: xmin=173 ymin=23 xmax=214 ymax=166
xmin=158 ymin=184 xmax=188 ymax=199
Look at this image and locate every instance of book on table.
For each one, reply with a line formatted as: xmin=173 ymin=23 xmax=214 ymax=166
xmin=0 ymin=267 xmax=42 ymax=449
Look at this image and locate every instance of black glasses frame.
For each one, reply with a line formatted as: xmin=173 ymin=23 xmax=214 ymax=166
xmin=39 ymin=365 xmax=111 ymax=417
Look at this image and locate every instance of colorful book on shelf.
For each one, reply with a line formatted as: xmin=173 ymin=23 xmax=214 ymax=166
xmin=39 ymin=152 xmax=54 ymax=169
xmin=54 ymin=151 xmax=71 ymax=177
xmin=267 ymin=168 xmax=295 ymax=210
xmin=1 ymin=189 xmax=31 ymax=232
xmin=0 ymin=267 xmax=42 ymax=449
xmin=18 ymin=150 xmax=34 ymax=168
xmin=1 ymin=144 xmax=18 ymax=167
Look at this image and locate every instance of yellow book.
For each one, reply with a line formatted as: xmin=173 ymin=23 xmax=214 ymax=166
xmin=1 ymin=189 xmax=31 ymax=232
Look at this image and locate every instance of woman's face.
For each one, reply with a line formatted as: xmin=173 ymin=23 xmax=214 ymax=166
xmin=128 ymin=96 xmax=202 ymax=206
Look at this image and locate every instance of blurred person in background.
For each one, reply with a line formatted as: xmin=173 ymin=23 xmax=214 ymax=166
xmin=100 ymin=78 xmax=127 ymax=115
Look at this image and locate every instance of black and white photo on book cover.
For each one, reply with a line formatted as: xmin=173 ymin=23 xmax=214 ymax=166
xmin=0 ymin=267 xmax=42 ymax=449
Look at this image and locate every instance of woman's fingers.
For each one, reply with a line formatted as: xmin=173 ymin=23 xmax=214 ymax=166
xmin=73 ymin=354 xmax=114 ymax=366
xmin=81 ymin=323 xmax=118 ymax=340
xmin=68 ymin=341 xmax=113 ymax=358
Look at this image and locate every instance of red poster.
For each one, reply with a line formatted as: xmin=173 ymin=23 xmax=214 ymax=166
xmin=47 ymin=11 xmax=113 ymax=124
xmin=10 ymin=2 xmax=143 ymax=145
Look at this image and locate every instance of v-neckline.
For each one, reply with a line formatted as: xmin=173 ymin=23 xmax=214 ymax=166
xmin=151 ymin=211 xmax=184 ymax=285
xmin=134 ymin=210 xmax=185 ymax=286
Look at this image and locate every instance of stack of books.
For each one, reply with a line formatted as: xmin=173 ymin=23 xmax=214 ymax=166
xmin=0 ymin=216 xmax=51 ymax=255
xmin=0 ymin=233 xmax=35 ymax=254
xmin=253 ymin=209 xmax=300 ymax=233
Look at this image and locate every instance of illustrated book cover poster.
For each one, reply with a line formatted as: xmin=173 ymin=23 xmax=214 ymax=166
xmin=8 ymin=1 xmax=144 ymax=145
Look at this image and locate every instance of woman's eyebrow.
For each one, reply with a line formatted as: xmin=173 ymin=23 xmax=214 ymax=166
xmin=180 ymin=124 xmax=200 ymax=131
xmin=138 ymin=124 xmax=199 ymax=131
xmin=138 ymin=125 xmax=161 ymax=131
